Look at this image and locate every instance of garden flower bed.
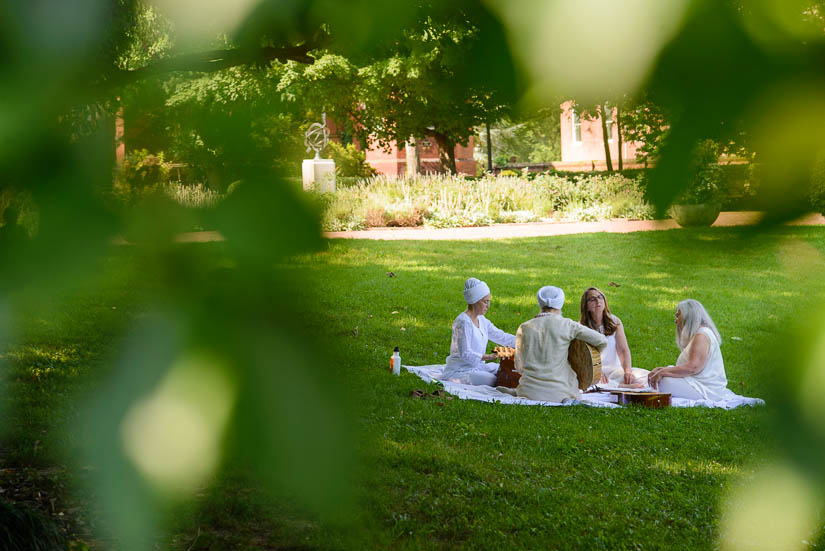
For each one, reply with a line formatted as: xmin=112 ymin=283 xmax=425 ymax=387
xmin=313 ymin=173 xmax=656 ymax=231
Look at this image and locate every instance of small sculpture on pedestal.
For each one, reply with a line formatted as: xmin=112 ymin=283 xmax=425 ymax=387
xmin=302 ymin=113 xmax=336 ymax=192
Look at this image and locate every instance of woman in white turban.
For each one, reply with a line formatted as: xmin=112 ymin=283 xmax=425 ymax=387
xmin=648 ymin=299 xmax=728 ymax=400
xmin=504 ymin=285 xmax=607 ymax=402
xmin=443 ymin=278 xmax=516 ymax=386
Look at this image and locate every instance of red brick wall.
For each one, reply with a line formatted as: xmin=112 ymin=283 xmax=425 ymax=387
xmin=560 ymin=100 xmax=640 ymax=164
xmin=364 ymin=136 xmax=477 ymax=177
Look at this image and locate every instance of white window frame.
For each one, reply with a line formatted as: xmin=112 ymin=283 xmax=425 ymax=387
xmin=571 ymin=108 xmax=582 ymax=144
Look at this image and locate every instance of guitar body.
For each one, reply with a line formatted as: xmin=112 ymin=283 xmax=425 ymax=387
xmin=568 ymin=340 xmax=602 ymax=390
xmin=610 ymin=391 xmax=671 ymax=408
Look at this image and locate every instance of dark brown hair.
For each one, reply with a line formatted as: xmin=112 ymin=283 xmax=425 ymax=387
xmin=579 ymin=287 xmax=618 ymax=336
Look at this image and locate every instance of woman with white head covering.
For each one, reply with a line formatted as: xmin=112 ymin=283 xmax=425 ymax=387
xmin=443 ymin=278 xmax=516 ymax=386
xmin=503 ymin=285 xmax=607 ymax=402
xmin=648 ymin=299 xmax=728 ymax=400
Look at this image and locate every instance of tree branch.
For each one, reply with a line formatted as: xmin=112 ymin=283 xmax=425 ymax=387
xmin=100 ymin=42 xmax=322 ymax=90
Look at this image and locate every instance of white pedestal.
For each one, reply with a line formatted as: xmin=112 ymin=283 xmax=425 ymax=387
xmin=302 ymin=159 xmax=336 ymax=192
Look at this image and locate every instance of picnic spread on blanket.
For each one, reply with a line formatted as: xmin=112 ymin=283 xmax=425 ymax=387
xmin=402 ymin=279 xmax=764 ymax=409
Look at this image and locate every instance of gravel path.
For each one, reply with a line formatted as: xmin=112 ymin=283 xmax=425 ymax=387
xmin=323 ymin=211 xmax=825 ymax=241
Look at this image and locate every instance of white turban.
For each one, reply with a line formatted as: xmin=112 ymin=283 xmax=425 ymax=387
xmin=463 ymin=278 xmax=491 ymax=305
xmin=537 ymin=286 xmax=564 ymax=309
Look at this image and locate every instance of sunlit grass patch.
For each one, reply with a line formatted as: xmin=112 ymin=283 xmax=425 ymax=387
xmin=1 ymin=227 xmax=823 ymax=549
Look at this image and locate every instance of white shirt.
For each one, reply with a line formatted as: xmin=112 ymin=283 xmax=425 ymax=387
xmin=444 ymin=312 xmax=515 ymax=375
xmin=677 ymin=327 xmax=727 ymax=401
xmin=514 ymin=313 xmax=607 ymax=402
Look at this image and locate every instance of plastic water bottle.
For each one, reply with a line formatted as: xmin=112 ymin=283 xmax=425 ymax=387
xmin=390 ymin=346 xmax=401 ymax=376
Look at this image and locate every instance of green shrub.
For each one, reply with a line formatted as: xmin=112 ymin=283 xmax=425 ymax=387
xmin=326 ymin=142 xmax=377 ymax=178
xmin=493 ymin=154 xmax=510 ymax=167
xmin=677 ymin=140 xmax=724 ymax=205
xmin=310 ymin=187 xmax=366 ymax=231
xmin=114 ymin=149 xmax=171 ymax=203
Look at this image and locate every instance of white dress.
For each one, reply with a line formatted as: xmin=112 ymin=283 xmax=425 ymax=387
xmin=443 ymin=313 xmax=516 ymax=386
xmin=598 ymin=316 xmax=650 ymax=386
xmin=659 ymin=327 xmax=727 ymax=400
xmin=599 ymin=328 xmax=622 ymax=379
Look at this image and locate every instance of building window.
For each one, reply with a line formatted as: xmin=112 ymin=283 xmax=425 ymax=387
xmin=572 ymin=109 xmax=581 ymax=144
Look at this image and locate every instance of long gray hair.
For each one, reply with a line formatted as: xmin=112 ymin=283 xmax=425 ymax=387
xmin=675 ymin=299 xmax=721 ymax=350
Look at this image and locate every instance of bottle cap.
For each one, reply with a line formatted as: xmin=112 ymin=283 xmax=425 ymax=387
xmin=393 ymin=346 xmax=400 ymax=352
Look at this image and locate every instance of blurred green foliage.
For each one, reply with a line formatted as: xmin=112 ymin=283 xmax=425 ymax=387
xmin=113 ymin=149 xmax=171 ymax=203
xmin=3 ymin=0 xmax=825 ymax=548
xmin=810 ymin=152 xmax=825 ymax=215
xmin=676 ymin=140 xmax=726 ymax=205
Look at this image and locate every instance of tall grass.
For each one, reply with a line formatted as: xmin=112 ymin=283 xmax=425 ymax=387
xmin=163 ymin=182 xmax=224 ymax=209
xmin=320 ymin=173 xmax=655 ymax=231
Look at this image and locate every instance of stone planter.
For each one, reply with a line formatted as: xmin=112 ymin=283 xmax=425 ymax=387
xmin=670 ymin=203 xmax=722 ymax=227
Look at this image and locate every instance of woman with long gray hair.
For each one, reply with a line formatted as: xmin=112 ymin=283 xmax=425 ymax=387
xmin=648 ymin=299 xmax=728 ymax=400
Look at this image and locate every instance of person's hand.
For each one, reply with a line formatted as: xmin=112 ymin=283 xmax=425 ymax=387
xmin=482 ymin=353 xmax=499 ymax=362
xmin=648 ymin=367 xmax=668 ymax=388
xmin=622 ymin=370 xmax=635 ymax=385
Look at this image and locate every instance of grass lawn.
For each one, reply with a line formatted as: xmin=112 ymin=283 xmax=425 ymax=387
xmin=2 ymin=226 xmax=825 ymax=549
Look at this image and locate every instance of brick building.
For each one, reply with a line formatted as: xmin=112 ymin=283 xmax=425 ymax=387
xmin=557 ymin=100 xmax=644 ymax=171
xmin=362 ymin=137 xmax=476 ymax=177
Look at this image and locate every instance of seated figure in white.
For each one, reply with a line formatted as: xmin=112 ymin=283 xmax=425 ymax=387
xmin=504 ymin=286 xmax=607 ymax=403
xmin=443 ymin=278 xmax=515 ymax=386
xmin=578 ymin=287 xmax=649 ymax=387
xmin=648 ymin=299 xmax=728 ymax=400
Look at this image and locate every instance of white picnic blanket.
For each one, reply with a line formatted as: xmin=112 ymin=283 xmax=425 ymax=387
xmin=404 ymin=365 xmax=765 ymax=410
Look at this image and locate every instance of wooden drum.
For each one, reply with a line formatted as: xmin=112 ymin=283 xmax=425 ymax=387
xmin=568 ymin=340 xmax=602 ymax=391
xmin=494 ymin=346 xmax=520 ymax=388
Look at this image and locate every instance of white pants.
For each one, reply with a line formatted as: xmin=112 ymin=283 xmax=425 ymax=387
xmin=657 ymin=376 xmax=704 ymax=400
xmin=443 ymin=363 xmax=498 ymax=386
xmin=606 ymin=367 xmax=650 ymax=385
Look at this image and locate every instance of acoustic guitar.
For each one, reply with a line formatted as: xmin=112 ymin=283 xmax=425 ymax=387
xmin=610 ymin=391 xmax=671 ymax=408
xmin=567 ymin=339 xmax=602 ymax=391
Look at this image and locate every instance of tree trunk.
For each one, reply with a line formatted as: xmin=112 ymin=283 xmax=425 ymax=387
xmin=432 ymin=132 xmax=457 ymax=175
xmin=616 ymin=104 xmax=623 ymax=171
xmin=600 ymin=104 xmax=614 ymax=172
xmin=486 ymin=121 xmax=493 ymax=172
xmin=405 ymin=136 xmax=420 ymax=177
